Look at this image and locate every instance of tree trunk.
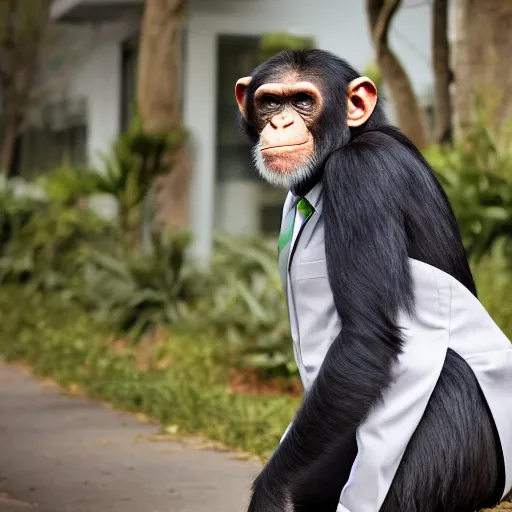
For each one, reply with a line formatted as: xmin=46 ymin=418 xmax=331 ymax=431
xmin=136 ymin=0 xmax=190 ymax=232
xmin=0 ymin=0 xmax=51 ymax=175
xmin=432 ymin=0 xmax=452 ymax=145
xmin=0 ymin=114 xmax=18 ymax=175
xmin=366 ymin=0 xmax=429 ymax=150
xmin=454 ymin=0 xmax=512 ymax=136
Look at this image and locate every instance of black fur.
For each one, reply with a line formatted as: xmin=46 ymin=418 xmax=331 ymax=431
xmin=239 ymin=49 xmax=504 ymax=512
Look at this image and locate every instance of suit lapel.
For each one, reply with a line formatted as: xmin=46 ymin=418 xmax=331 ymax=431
xmin=278 ymin=192 xmax=297 ymax=292
xmin=288 ymin=182 xmax=324 ymax=271
xmin=288 ymin=198 xmax=315 ymax=270
xmin=277 ymin=182 xmax=324 ymax=292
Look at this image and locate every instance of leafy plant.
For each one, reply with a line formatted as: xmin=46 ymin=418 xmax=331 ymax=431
xmin=426 ymin=114 xmax=512 ymax=261
xmin=76 ymin=231 xmax=200 ymax=340
xmin=35 ymin=165 xmax=101 ymax=206
xmin=470 ymin=242 xmax=512 ymax=340
xmin=192 ymin=234 xmax=295 ymax=377
xmin=91 ymin=116 xmax=187 ymax=246
xmin=0 ymin=175 xmax=45 ymax=250
xmin=31 ymin=117 xmax=188 ymax=248
xmin=0 ymin=201 xmax=115 ymax=291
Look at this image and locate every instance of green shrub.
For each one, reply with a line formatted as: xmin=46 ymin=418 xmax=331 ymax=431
xmin=472 ymin=244 xmax=512 ymax=340
xmin=35 ymin=165 xmax=103 ymax=206
xmin=426 ymin=115 xmax=512 ymax=261
xmin=191 ymin=234 xmax=296 ymax=377
xmin=0 ymin=200 xmax=115 ymax=292
xmin=92 ymin=116 xmax=186 ymax=245
xmin=76 ymin=231 xmax=202 ymax=340
xmin=0 ymin=175 xmax=45 ymax=250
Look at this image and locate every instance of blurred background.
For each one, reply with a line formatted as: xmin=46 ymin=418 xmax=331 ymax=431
xmin=0 ymin=0 xmax=511 ymax=509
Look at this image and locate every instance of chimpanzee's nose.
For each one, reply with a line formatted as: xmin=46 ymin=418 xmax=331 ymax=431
xmin=271 ymin=113 xmax=294 ymax=129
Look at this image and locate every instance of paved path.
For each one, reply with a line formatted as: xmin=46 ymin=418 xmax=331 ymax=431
xmin=0 ymin=362 xmax=260 ymax=512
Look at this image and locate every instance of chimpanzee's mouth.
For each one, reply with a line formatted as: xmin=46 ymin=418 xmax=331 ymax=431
xmin=261 ymin=140 xmax=310 ymax=151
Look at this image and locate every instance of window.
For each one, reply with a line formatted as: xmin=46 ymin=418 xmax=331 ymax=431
xmin=120 ymin=33 xmax=139 ymax=132
xmin=13 ymin=97 xmax=87 ymax=179
xmin=215 ymin=35 xmax=261 ymax=184
xmin=214 ymin=33 xmax=315 ymax=237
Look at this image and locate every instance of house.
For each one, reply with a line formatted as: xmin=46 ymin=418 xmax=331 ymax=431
xmin=42 ymin=0 xmax=437 ymax=261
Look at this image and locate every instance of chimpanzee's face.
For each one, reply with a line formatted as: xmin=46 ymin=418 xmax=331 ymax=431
xmin=235 ymin=68 xmax=377 ymax=189
xmin=236 ymin=75 xmax=323 ymax=188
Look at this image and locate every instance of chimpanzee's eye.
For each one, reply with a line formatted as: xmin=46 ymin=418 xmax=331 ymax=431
xmin=293 ymin=93 xmax=314 ymax=109
xmin=259 ymin=95 xmax=280 ymax=110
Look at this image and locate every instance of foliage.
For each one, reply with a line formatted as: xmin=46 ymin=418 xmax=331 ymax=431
xmin=0 ymin=174 xmax=45 ymax=249
xmin=0 ymin=172 xmax=115 ymax=292
xmin=35 ymin=165 xmax=101 ymax=206
xmin=258 ymin=32 xmax=315 ymax=64
xmin=362 ymin=61 xmax=384 ymax=96
xmin=426 ymin=113 xmax=512 ymax=261
xmin=94 ymin=117 xmax=179 ymax=215
xmin=76 ymin=231 xmax=201 ymax=340
xmin=190 ymin=234 xmax=294 ymax=377
xmin=0 ymin=285 xmax=298 ymax=458
xmin=0 ymin=174 xmax=296 ymax=371
xmin=472 ymin=244 xmax=512 ymax=340
xmin=32 ymin=117 xmax=188 ymax=246
xmin=0 ymin=201 xmax=114 ymax=292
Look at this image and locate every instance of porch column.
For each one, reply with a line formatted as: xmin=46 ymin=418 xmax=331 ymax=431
xmin=184 ymin=26 xmax=217 ymax=264
xmin=216 ymin=180 xmax=260 ymax=235
xmin=85 ymin=41 xmax=122 ymax=168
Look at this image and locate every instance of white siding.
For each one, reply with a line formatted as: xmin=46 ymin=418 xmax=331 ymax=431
xmin=69 ymin=20 xmax=137 ymax=168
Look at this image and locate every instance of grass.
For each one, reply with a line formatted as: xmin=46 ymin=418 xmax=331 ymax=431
xmin=0 ymin=285 xmax=298 ymax=459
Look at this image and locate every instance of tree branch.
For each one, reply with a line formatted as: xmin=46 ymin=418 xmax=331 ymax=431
xmin=432 ymin=0 xmax=453 ymax=144
xmin=372 ymin=0 xmax=402 ymax=56
xmin=365 ymin=0 xmax=429 ymax=149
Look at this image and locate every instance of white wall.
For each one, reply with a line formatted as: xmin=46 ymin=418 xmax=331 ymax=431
xmin=184 ymin=0 xmax=434 ymax=261
xmin=215 ymin=182 xmax=261 ymax=235
xmin=65 ymin=19 xmax=138 ymax=168
xmin=72 ymin=44 xmax=121 ymax=168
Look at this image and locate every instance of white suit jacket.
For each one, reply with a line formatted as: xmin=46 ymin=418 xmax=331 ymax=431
xmin=278 ymin=181 xmax=512 ymax=511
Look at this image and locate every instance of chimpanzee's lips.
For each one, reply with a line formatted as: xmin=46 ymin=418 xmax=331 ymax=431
xmin=261 ymin=140 xmax=310 ymax=151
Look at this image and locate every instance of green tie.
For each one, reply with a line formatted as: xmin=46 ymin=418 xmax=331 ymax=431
xmin=278 ymin=197 xmax=314 ymax=260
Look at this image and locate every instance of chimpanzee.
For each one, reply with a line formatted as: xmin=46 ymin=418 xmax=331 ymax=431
xmin=234 ymin=49 xmax=512 ymax=512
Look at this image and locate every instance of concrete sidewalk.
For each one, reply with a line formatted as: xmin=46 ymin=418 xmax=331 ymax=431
xmin=0 ymin=362 xmax=260 ymax=512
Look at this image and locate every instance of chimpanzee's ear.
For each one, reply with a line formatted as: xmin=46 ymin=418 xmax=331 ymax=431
xmin=235 ymin=76 xmax=252 ymax=119
xmin=346 ymin=77 xmax=378 ymax=128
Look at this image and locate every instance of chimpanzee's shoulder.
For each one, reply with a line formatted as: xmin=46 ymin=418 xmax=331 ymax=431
xmin=327 ymin=127 xmax=436 ymax=191
xmin=342 ymin=127 xmax=434 ymax=177
xmin=346 ymin=126 xmax=419 ymax=155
